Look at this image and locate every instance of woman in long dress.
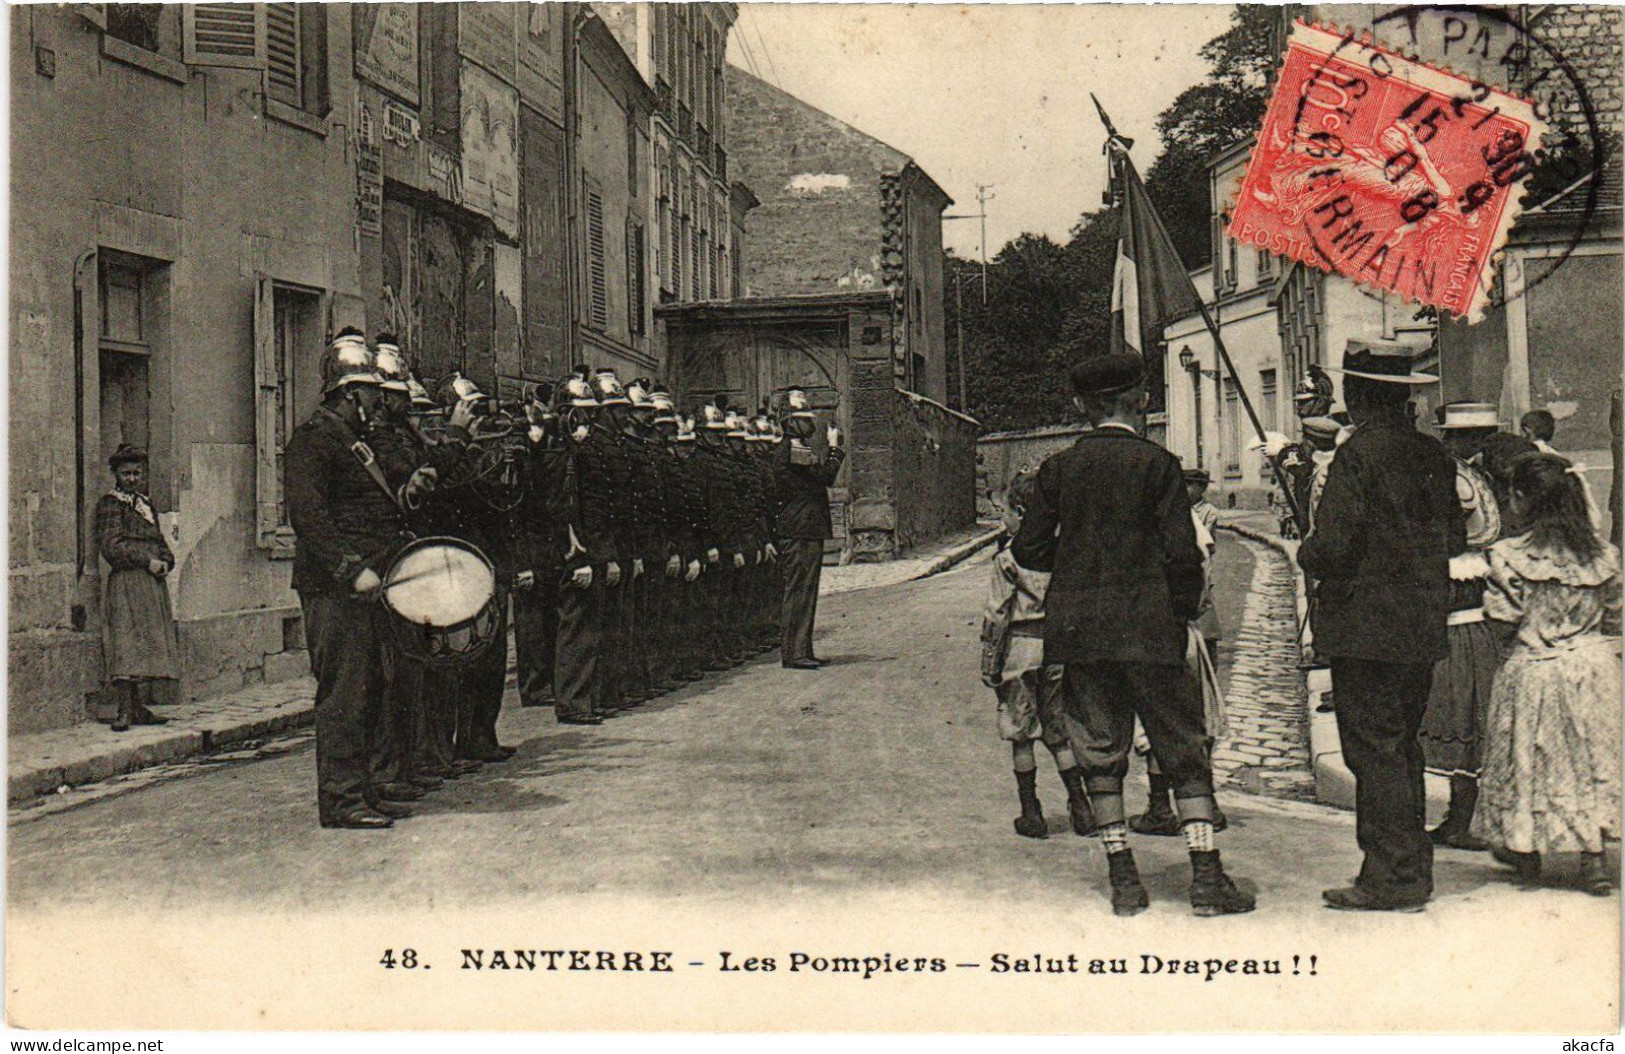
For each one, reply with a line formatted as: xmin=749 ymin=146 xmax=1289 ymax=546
xmin=94 ymin=444 xmax=179 ymax=731
xmin=1471 ymin=453 xmax=1621 ymax=895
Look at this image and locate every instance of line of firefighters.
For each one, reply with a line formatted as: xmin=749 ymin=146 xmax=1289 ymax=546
xmin=285 ymin=329 xmax=845 ymax=829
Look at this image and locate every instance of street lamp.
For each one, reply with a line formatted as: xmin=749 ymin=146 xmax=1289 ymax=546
xmin=1178 ymin=344 xmax=1220 ymax=381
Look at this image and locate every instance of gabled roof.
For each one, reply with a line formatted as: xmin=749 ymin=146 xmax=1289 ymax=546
xmin=726 ymin=64 xmax=953 ymax=208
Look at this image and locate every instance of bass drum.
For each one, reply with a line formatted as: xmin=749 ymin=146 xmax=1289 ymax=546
xmin=379 ymin=536 xmax=499 ymax=666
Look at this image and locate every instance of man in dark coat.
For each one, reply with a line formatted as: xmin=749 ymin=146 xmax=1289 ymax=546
xmin=1301 ymin=339 xmax=1466 ymax=911
xmin=551 ymin=368 xmax=622 ymax=726
xmin=514 ymin=383 xmax=567 ymax=712
xmin=1011 ymin=354 xmax=1252 ymax=918
xmin=285 ymin=333 xmax=435 ymax=829
xmin=774 ymin=389 xmax=844 ymax=669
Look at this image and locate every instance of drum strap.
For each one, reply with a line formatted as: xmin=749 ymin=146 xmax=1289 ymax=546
xmin=350 ymin=440 xmax=407 ymax=516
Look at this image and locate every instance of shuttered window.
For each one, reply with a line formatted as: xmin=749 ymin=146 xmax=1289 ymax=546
xmin=585 ymin=182 xmax=608 ymax=332
xmin=265 ymin=3 xmax=301 ymax=107
xmin=184 ymin=3 xmax=266 ymax=68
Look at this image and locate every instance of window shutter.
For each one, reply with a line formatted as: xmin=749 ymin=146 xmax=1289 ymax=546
xmin=76 ymin=4 xmax=108 ymax=30
xmin=253 ymin=276 xmax=289 ymax=552
xmin=185 ymin=3 xmax=267 ymax=69
xmin=264 ymin=3 xmax=302 ymax=106
xmin=585 ymin=185 xmax=608 ymax=332
xmin=627 ymin=222 xmax=645 ymax=335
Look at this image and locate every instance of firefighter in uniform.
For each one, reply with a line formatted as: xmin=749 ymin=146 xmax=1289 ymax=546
xmin=668 ymin=412 xmax=713 ymax=681
xmin=551 ymin=368 xmax=615 ymax=724
xmin=285 ymin=331 xmax=436 ymax=829
xmin=435 ymin=373 xmax=519 ymax=762
xmin=363 ymin=337 xmax=444 ymax=801
xmin=643 ymin=384 xmax=694 ymax=692
xmin=775 ymin=388 xmax=844 ymax=669
xmin=590 ymin=368 xmax=638 ymax=712
xmin=695 ymin=401 xmax=745 ymax=669
xmin=514 ymin=381 xmax=566 ymax=711
xmin=747 ymin=410 xmax=782 ymax=651
xmin=725 ymin=410 xmax=765 ymax=663
xmin=621 ymin=378 xmax=665 ymax=703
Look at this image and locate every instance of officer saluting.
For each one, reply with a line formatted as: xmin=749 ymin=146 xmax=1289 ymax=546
xmin=1010 ymin=354 xmax=1253 ymax=917
xmin=285 ymin=330 xmax=435 ymax=829
xmin=774 ymin=388 xmax=843 ymax=669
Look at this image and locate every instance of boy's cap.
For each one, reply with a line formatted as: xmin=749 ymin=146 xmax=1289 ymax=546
xmin=1070 ymin=354 xmax=1144 ymax=397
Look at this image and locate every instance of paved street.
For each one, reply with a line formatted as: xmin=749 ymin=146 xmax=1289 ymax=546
xmin=9 ymin=533 xmax=1610 ymax=917
xmin=10 ymin=533 xmax=1619 ymax=1032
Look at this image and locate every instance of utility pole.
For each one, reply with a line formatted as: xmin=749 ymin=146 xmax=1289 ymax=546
xmin=975 ymin=183 xmax=994 ymax=305
xmin=943 ymin=185 xmax=993 ymax=410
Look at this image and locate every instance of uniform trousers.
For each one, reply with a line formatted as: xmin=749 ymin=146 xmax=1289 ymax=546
xmin=1061 ymin=660 xmax=1216 ymax=826
xmin=300 ymin=591 xmax=385 ymax=821
xmin=455 ymin=584 xmax=509 ymax=757
xmin=554 ymin=572 xmax=604 ymax=721
xmin=513 ymin=558 xmax=561 ymax=707
xmin=779 ymin=539 xmax=824 ymax=663
xmin=417 ymin=664 xmax=459 ymax=774
xmin=1330 ymin=658 xmax=1435 ymax=901
xmin=371 ymin=634 xmax=425 ymax=786
xmin=601 ymin=577 xmax=630 ymax=711
xmin=699 ymin=563 xmax=732 ymax=667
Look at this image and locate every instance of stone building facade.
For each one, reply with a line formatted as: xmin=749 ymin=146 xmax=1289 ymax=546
xmin=8 ymin=2 xmax=664 ymax=734
xmin=725 ymin=65 xmax=953 ymax=406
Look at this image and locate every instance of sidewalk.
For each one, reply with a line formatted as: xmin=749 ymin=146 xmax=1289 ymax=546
xmin=8 ymin=523 xmax=1004 ymax=805
xmin=1218 ymin=511 xmax=1447 ymax=812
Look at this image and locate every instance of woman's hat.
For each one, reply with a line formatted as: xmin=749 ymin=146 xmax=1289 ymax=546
xmin=1437 ymin=401 xmax=1501 ymax=431
xmin=1322 ymin=339 xmax=1437 ymax=384
xmin=109 ymin=443 xmax=147 ymax=469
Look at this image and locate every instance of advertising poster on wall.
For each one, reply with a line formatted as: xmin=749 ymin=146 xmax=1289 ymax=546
xmin=352 ymin=3 xmax=419 ymax=106
xmin=460 ymin=64 xmax=519 ymax=240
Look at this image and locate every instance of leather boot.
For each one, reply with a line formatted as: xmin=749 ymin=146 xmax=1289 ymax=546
xmin=1107 ymin=850 xmax=1150 ymax=916
xmin=1013 ymin=769 xmax=1047 ymax=839
xmin=1430 ymin=775 xmax=1488 ymax=850
xmin=1492 ymin=845 xmax=1542 ymax=888
xmin=1130 ymin=774 xmax=1181 ymax=836
xmin=1189 ymin=850 xmax=1256 ymax=917
xmin=110 ymin=682 xmax=135 ymax=733
xmin=1058 ymin=767 xmax=1096 ymax=836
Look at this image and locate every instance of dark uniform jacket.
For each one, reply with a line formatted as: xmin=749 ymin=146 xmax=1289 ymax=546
xmin=1010 ymin=425 xmax=1204 ymax=667
xmin=774 ymin=433 xmax=844 ymax=540
xmin=695 ymin=441 xmax=744 ymax=556
xmin=1297 ymin=413 xmax=1466 ymax=664
xmin=569 ymin=425 xmax=631 ymax=567
xmin=625 ymin=432 xmax=668 ymax=560
xmin=669 ymin=444 xmax=715 ymax=558
xmin=286 ymin=406 xmax=409 ymax=595
xmin=519 ymin=425 xmax=572 ymax=572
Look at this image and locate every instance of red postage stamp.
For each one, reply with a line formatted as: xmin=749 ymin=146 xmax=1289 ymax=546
xmin=1227 ymin=21 xmax=1548 ymax=322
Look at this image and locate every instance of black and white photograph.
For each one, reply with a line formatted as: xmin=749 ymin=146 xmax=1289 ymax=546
xmin=5 ymin=0 xmax=1623 ymax=1035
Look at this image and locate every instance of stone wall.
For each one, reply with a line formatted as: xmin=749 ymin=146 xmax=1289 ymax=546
xmin=975 ymin=425 xmax=1091 ymax=518
xmin=890 ymin=392 xmax=979 ymax=556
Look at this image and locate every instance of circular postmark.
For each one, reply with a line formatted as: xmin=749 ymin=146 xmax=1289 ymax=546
xmin=1279 ymin=6 xmax=1607 ymax=315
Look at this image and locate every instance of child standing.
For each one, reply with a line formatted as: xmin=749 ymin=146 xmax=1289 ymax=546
xmin=982 ymin=472 xmax=1095 ymax=840
xmin=1472 ymin=454 xmax=1621 ymax=895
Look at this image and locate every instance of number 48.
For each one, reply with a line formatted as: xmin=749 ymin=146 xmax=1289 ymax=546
xmin=380 ymin=948 xmax=420 ymax=969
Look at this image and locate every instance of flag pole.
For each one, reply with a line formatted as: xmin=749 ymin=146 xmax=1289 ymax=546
xmin=1096 ymin=106 xmax=1305 ymax=531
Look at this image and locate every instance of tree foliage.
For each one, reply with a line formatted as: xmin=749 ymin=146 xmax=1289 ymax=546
xmin=948 ymin=6 xmax=1279 ymax=432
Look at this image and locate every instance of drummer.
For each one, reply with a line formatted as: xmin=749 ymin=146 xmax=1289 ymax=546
xmin=436 ymin=374 xmax=520 ymax=764
xmin=285 ymin=330 xmax=437 ymax=830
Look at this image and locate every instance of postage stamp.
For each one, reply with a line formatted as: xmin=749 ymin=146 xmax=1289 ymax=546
xmin=1227 ymin=20 xmax=1549 ymax=322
